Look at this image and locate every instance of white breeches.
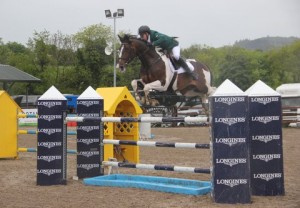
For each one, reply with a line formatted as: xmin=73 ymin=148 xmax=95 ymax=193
xmin=171 ymin=45 xmax=180 ymax=60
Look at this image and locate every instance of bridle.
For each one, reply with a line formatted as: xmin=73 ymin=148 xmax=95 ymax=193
xmin=119 ymin=38 xmax=162 ymax=67
xmin=118 ymin=43 xmax=136 ymax=65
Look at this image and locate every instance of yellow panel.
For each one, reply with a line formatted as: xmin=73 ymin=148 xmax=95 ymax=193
xmin=96 ymin=87 xmax=141 ymax=163
xmin=113 ymin=100 xmax=139 ymax=163
xmin=96 ymin=87 xmax=143 ymax=115
xmin=104 ymin=114 xmax=114 ymax=161
xmin=0 ymin=91 xmax=22 ymax=159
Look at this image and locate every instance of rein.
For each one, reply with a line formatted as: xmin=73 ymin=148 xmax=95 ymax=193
xmin=120 ymin=39 xmax=163 ymax=67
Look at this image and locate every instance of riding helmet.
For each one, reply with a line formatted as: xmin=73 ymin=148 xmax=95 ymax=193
xmin=138 ymin=25 xmax=150 ymax=35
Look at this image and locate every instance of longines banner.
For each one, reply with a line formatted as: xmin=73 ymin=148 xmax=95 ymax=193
xmin=211 ymin=95 xmax=251 ymax=204
xmin=76 ymin=96 xmax=103 ymax=179
xmin=248 ymin=95 xmax=285 ymax=196
xmin=37 ymin=98 xmax=67 ymax=186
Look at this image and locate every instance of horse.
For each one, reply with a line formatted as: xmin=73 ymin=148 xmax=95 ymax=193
xmin=117 ymin=34 xmax=214 ymax=112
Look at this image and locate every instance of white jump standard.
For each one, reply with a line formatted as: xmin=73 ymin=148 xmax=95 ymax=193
xmin=66 ymin=116 xmax=208 ymax=123
xmin=103 ymin=139 xmax=210 ymax=149
xmin=102 ymin=161 xmax=211 ymax=174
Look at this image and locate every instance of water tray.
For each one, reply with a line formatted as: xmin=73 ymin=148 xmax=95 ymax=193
xmin=83 ymin=174 xmax=211 ymax=195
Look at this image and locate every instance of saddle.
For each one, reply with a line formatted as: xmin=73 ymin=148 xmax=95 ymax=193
xmin=168 ymin=55 xmax=195 ymax=74
xmin=156 ymin=49 xmax=183 ymax=70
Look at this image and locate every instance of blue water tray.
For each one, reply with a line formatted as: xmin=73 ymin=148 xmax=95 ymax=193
xmin=84 ymin=174 xmax=212 ymax=195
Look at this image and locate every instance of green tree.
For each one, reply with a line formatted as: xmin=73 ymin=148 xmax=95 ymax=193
xmin=0 ymin=38 xmax=11 ymax=64
xmin=287 ymin=40 xmax=300 ymax=83
xmin=219 ymin=47 xmax=264 ymax=90
xmin=47 ymin=31 xmax=77 ymax=85
xmin=73 ymin=24 xmax=114 ymax=88
xmin=263 ymin=40 xmax=300 ymax=88
xmin=2 ymin=26 xmax=299 ymax=96
xmin=28 ymin=30 xmax=51 ymax=72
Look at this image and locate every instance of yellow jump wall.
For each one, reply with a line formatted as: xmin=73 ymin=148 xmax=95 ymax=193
xmin=96 ymin=87 xmax=143 ymax=163
xmin=0 ymin=91 xmax=22 ymax=158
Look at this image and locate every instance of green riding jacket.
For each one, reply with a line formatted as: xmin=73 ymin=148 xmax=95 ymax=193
xmin=149 ymin=30 xmax=178 ymax=51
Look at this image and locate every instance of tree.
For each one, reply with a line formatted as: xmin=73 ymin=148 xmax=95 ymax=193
xmin=47 ymin=31 xmax=77 ymax=84
xmin=73 ymin=24 xmax=114 ymax=88
xmin=28 ymin=30 xmax=51 ymax=72
xmin=262 ymin=40 xmax=300 ymax=88
xmin=0 ymin=38 xmax=11 ymax=64
xmin=2 ymin=25 xmax=299 ymax=95
xmin=219 ymin=47 xmax=264 ymax=90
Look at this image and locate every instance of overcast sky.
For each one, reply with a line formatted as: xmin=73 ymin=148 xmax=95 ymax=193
xmin=0 ymin=0 xmax=299 ymax=48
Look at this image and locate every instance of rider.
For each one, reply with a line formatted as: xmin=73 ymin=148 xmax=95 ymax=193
xmin=138 ymin=25 xmax=196 ymax=80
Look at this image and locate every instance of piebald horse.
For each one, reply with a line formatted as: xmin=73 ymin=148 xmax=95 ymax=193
xmin=117 ymin=34 xmax=214 ymax=109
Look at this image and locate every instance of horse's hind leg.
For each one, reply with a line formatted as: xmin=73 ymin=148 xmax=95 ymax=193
xmin=202 ymin=87 xmax=216 ymax=118
xmin=201 ymin=94 xmax=210 ymax=119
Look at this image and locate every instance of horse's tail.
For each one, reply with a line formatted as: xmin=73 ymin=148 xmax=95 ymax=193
xmin=207 ymin=64 xmax=213 ymax=86
xmin=195 ymin=60 xmax=214 ymax=95
xmin=205 ymin=64 xmax=216 ymax=95
xmin=187 ymin=59 xmax=213 ymax=86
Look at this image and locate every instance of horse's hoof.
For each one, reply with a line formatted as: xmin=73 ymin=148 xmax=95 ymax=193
xmin=151 ymin=100 xmax=160 ymax=106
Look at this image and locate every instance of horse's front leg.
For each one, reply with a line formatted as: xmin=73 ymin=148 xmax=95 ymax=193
xmin=131 ymin=79 xmax=144 ymax=103
xmin=144 ymin=80 xmax=164 ymax=106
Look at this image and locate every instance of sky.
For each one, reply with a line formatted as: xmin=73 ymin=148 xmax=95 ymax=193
xmin=0 ymin=0 xmax=299 ymax=48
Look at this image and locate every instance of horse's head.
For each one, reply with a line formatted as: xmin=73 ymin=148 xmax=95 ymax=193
xmin=117 ymin=34 xmax=137 ymax=72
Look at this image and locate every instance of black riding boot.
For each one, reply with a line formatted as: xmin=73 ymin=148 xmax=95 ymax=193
xmin=177 ymin=57 xmax=197 ymax=80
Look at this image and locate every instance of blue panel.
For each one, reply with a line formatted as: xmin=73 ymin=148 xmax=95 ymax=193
xmin=249 ymin=96 xmax=285 ymax=195
xmin=37 ymin=99 xmax=67 ymax=186
xmin=76 ymin=99 xmax=103 ymax=178
xmin=210 ymin=95 xmax=251 ymax=204
xmin=84 ymin=174 xmax=211 ymax=195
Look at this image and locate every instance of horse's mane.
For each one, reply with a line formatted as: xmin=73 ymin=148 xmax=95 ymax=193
xmin=123 ymin=34 xmax=152 ymax=47
xmin=122 ymin=34 xmax=164 ymax=56
xmin=124 ymin=34 xmax=137 ymax=39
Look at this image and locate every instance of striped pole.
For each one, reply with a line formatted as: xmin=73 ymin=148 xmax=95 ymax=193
xmin=18 ymin=147 xmax=77 ymax=154
xmin=18 ymin=113 xmax=77 ymax=118
xmin=18 ymin=147 xmax=37 ymax=152
xmin=18 ymin=130 xmax=77 ymax=135
xmin=18 ymin=130 xmax=37 ymax=135
xmin=102 ymin=161 xmax=211 ymax=174
xmin=103 ymin=139 xmax=210 ymax=149
xmin=66 ymin=116 xmax=208 ymax=123
xmin=17 ymin=114 xmax=38 ymax=118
